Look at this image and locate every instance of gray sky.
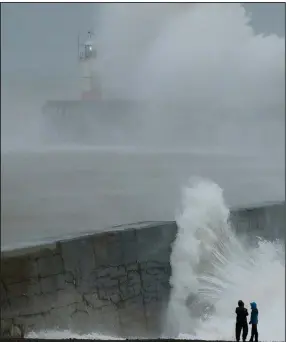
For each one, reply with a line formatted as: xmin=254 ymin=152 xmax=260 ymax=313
xmin=1 ymin=3 xmax=285 ymax=97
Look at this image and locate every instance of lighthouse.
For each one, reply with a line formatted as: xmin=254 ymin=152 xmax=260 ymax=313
xmin=78 ymin=31 xmax=101 ymax=100
xmin=42 ymin=31 xmax=137 ymax=143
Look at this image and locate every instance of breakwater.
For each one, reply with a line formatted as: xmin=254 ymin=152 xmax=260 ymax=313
xmin=1 ymin=202 xmax=284 ymax=338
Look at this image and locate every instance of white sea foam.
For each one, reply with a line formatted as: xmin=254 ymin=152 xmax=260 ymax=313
xmin=26 ymin=330 xmax=125 ymax=340
xmin=167 ymin=179 xmax=285 ymax=341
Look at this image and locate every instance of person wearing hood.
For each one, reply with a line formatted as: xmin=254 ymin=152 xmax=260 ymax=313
xmin=235 ymin=300 xmax=249 ymax=342
xmin=249 ymin=302 xmax=259 ymax=342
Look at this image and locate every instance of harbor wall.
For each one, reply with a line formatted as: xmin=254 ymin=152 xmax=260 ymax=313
xmin=1 ymin=202 xmax=285 ymax=338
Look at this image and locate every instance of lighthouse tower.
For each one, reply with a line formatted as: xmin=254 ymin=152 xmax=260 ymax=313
xmin=79 ymin=31 xmax=101 ymax=100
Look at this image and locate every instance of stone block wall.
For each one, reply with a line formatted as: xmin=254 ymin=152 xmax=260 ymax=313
xmin=1 ymin=202 xmax=285 ymax=338
xmin=230 ymin=202 xmax=285 ymax=239
xmin=1 ymin=222 xmax=176 ymax=338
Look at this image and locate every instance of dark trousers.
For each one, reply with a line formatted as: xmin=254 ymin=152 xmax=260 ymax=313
xmin=236 ymin=322 xmax=248 ymax=341
xmin=249 ymin=324 xmax=258 ymax=342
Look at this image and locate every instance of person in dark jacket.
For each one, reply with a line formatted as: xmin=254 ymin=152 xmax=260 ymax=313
xmin=249 ymin=302 xmax=259 ymax=342
xmin=235 ymin=300 xmax=249 ymax=342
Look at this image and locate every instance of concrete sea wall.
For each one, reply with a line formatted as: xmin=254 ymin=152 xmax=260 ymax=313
xmin=1 ymin=202 xmax=285 ymax=338
xmin=1 ymin=221 xmax=176 ymax=338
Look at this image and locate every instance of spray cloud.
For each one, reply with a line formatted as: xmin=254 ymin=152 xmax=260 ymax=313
xmin=96 ymin=4 xmax=284 ymax=150
xmin=166 ymin=179 xmax=285 ymax=340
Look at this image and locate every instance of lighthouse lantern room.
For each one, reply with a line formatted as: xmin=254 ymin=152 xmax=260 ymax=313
xmin=78 ymin=31 xmax=100 ymax=100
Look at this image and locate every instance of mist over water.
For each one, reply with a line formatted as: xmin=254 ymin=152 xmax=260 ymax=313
xmin=96 ymin=3 xmax=284 ymax=150
xmin=97 ymin=4 xmax=284 ymax=103
xmin=2 ymin=4 xmax=285 ymax=153
xmin=2 ymin=3 xmax=285 ymax=247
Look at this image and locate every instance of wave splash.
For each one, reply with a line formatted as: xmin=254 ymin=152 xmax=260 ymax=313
xmin=27 ymin=180 xmax=284 ymax=341
xmin=166 ymin=179 xmax=285 ymax=341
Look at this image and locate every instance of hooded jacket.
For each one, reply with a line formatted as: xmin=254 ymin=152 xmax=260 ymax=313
xmin=235 ymin=300 xmax=248 ymax=324
xmin=250 ymin=302 xmax=259 ymax=325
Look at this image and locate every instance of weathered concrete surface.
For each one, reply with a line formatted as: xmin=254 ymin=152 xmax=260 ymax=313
xmin=1 ymin=202 xmax=285 ymax=338
xmin=1 ymin=221 xmax=175 ymax=338
xmin=230 ymin=201 xmax=285 ymax=240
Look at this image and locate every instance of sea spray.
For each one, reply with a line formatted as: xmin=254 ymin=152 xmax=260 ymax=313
xmin=165 ymin=179 xmax=232 ymax=336
xmin=166 ymin=179 xmax=285 ymax=340
xmin=20 ymin=179 xmax=285 ymax=341
xmin=96 ymin=4 xmax=284 ymax=149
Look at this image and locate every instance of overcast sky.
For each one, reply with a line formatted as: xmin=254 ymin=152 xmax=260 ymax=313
xmin=1 ymin=3 xmax=285 ymax=98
